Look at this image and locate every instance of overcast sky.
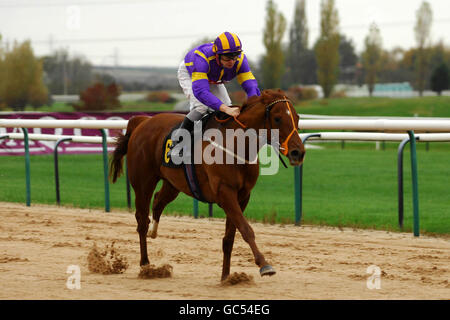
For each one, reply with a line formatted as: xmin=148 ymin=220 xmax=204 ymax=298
xmin=1 ymin=0 xmax=449 ymax=68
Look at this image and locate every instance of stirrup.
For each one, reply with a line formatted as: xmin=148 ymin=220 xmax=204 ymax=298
xmin=168 ymin=139 xmax=183 ymax=158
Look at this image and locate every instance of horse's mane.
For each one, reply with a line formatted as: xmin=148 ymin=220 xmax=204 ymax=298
xmin=240 ymin=89 xmax=288 ymax=114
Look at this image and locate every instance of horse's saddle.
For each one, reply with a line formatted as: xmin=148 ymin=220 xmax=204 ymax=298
xmin=161 ymin=112 xmax=220 ymax=203
xmin=161 ymin=112 xmax=216 ymax=168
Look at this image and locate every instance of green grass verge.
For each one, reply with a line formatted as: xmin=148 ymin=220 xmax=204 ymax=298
xmin=19 ymin=101 xmax=177 ymax=113
xmin=295 ymin=96 xmax=450 ymax=117
xmin=0 ymin=144 xmax=448 ymax=235
xmin=13 ymin=96 xmax=450 ymax=118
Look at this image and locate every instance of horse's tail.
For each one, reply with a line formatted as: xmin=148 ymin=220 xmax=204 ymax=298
xmin=109 ymin=116 xmax=149 ymax=183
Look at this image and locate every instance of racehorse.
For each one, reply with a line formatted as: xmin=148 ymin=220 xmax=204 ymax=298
xmin=109 ymin=89 xmax=305 ymax=281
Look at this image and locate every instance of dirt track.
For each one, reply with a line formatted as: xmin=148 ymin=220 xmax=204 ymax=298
xmin=0 ymin=201 xmax=448 ymax=300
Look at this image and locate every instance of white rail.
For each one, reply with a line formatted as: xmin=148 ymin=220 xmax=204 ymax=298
xmin=299 ymin=132 xmax=450 ymax=142
xmin=1 ymin=133 xmax=117 ymax=144
xmin=299 ymin=114 xmax=450 ymax=121
xmin=1 ymin=118 xmax=450 ymax=132
xmin=298 ymin=119 xmax=450 ymax=132
xmin=0 ymin=119 xmax=128 ymax=129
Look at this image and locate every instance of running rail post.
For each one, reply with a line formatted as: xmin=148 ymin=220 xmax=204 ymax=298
xmin=407 ymin=131 xmax=420 ymax=237
xmin=100 ymin=129 xmax=110 ymax=212
xmin=397 ymin=137 xmax=410 ymax=230
xmin=22 ymin=128 xmax=31 ymax=207
xmin=193 ymin=199 xmax=199 ymax=219
xmin=54 ymin=137 xmax=72 ymax=205
xmin=125 ymin=157 xmax=131 ymax=210
xmin=295 ymin=133 xmax=321 ymax=225
xmin=209 ymin=203 xmax=213 ymax=217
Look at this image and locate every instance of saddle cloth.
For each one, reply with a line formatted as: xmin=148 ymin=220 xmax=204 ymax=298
xmin=161 ymin=113 xmax=219 ymax=203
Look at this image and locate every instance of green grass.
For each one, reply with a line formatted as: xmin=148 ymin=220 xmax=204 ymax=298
xmin=0 ymin=144 xmax=449 ymax=235
xmin=18 ymin=101 xmax=177 ymax=113
xmin=295 ymin=96 xmax=450 ymax=117
xmin=12 ymin=96 xmax=450 ymax=118
xmin=2 ymin=95 xmax=449 ymax=235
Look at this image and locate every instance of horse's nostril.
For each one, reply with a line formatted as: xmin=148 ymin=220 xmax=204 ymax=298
xmin=289 ymin=149 xmax=304 ymax=161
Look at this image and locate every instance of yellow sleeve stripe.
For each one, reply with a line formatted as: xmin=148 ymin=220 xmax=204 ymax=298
xmin=192 ymin=72 xmax=208 ymax=82
xmin=194 ymin=50 xmax=208 ymax=62
xmin=194 ymin=51 xmax=215 ymax=62
xmin=237 ymin=71 xmax=255 ymax=84
xmin=185 ymin=62 xmax=193 ymax=66
xmin=219 ymin=69 xmax=224 ymax=81
xmin=236 ymin=53 xmax=245 ymax=73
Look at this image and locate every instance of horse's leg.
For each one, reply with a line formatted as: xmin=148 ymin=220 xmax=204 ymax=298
xmin=134 ymin=178 xmax=159 ymax=266
xmin=148 ymin=180 xmax=180 ymax=239
xmin=218 ymin=186 xmax=275 ymax=277
xmin=221 ymin=193 xmax=250 ymax=281
xmin=221 ymin=217 xmax=236 ymax=281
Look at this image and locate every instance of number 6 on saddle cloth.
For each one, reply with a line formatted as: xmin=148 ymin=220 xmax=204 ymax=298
xmin=162 ymin=112 xmax=217 ymax=203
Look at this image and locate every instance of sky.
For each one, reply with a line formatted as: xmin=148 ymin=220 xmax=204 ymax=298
xmin=0 ymin=0 xmax=449 ymax=68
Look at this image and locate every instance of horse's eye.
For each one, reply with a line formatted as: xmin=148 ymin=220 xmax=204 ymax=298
xmin=274 ymin=117 xmax=281 ymax=125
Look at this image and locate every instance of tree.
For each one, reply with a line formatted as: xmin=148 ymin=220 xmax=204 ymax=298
xmin=315 ymin=0 xmax=340 ymax=98
xmin=28 ymin=58 xmax=49 ymax=108
xmin=338 ymin=35 xmax=357 ymax=84
xmin=0 ymin=34 xmax=5 ymax=110
xmin=261 ymin=0 xmax=287 ymax=89
xmin=414 ymin=1 xmax=433 ymax=96
xmin=430 ymin=63 xmax=449 ymax=95
xmin=1 ymin=40 xmax=48 ymax=110
xmin=428 ymin=41 xmax=450 ymax=86
xmin=378 ymin=47 xmax=413 ymax=84
xmin=286 ymin=0 xmax=310 ymax=86
xmin=42 ymin=49 xmax=93 ymax=95
xmin=362 ymin=23 xmax=383 ymax=97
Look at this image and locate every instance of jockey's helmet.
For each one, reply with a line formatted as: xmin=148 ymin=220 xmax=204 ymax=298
xmin=212 ymin=32 xmax=242 ymax=58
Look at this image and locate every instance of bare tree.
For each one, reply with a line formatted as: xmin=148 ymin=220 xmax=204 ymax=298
xmin=414 ymin=1 xmax=433 ymax=96
xmin=362 ymin=23 xmax=383 ymax=97
xmin=261 ymin=0 xmax=286 ymax=89
xmin=286 ymin=0 xmax=309 ymax=86
xmin=315 ymin=0 xmax=340 ymax=98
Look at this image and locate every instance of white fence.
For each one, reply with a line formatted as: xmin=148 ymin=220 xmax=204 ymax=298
xmin=2 ymin=118 xmax=450 ymax=132
xmin=1 ymin=117 xmax=449 ymax=237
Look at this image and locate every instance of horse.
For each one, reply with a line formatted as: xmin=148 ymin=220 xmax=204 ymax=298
xmin=109 ymin=89 xmax=306 ymax=281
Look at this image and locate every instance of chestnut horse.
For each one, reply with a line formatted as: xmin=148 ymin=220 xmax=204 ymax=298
xmin=109 ymin=89 xmax=305 ymax=280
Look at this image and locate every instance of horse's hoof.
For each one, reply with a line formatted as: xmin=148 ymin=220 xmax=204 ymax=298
xmin=147 ymin=221 xmax=158 ymax=238
xmin=260 ymin=265 xmax=276 ymax=277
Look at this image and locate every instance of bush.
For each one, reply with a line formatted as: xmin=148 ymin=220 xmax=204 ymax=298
xmin=74 ymin=82 xmax=121 ymax=111
xmin=330 ymin=90 xmax=347 ymax=98
xmin=287 ymin=86 xmax=318 ymax=104
xmin=146 ymin=91 xmax=176 ymax=103
xmin=286 ymin=86 xmax=302 ymax=104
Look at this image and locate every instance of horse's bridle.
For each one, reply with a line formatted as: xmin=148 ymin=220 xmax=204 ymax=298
xmin=215 ymin=97 xmax=298 ymax=164
xmin=263 ymin=97 xmax=298 ymax=156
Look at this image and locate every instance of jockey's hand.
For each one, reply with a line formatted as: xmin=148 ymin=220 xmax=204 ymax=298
xmin=220 ymin=104 xmax=240 ymax=117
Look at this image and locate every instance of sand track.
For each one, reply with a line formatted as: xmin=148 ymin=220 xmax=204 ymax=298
xmin=0 ymin=201 xmax=448 ymax=299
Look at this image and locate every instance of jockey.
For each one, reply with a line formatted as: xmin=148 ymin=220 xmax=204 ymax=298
xmin=172 ymin=31 xmax=261 ymax=146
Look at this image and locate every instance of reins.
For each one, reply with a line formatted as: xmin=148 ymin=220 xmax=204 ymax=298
xmin=213 ymin=96 xmax=298 ymax=168
xmin=215 ymin=113 xmax=248 ymax=129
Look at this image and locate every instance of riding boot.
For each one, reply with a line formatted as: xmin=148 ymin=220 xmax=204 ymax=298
xmin=168 ymin=117 xmax=194 ymax=159
xmin=172 ymin=117 xmax=194 ymax=145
